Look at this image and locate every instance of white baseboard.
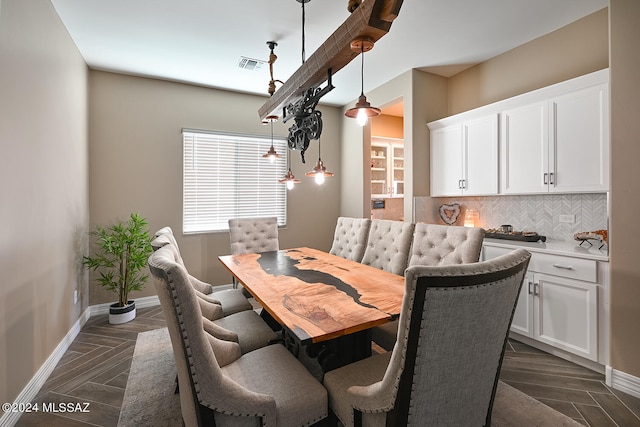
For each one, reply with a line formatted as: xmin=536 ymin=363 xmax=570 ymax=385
xmin=607 ymin=365 xmax=640 ymax=399
xmin=1 ymin=296 xmax=161 ymax=427
xmin=0 ymin=308 xmax=91 ymax=427
xmin=89 ymin=295 xmax=160 ymax=316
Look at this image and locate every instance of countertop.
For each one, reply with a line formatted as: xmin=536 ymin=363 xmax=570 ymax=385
xmin=483 ymin=237 xmax=609 ymax=262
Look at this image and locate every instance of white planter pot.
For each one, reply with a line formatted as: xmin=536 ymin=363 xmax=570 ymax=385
xmin=109 ymin=301 xmax=136 ymax=324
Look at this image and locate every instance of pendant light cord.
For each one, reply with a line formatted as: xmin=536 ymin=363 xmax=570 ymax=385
xmin=301 ymin=1 xmax=306 ymax=63
xmin=359 ymin=43 xmax=365 ymax=97
xmin=270 ymin=119 xmax=275 ymax=149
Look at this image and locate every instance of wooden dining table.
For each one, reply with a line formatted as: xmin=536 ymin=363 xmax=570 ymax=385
xmin=218 ymin=247 xmax=405 ymax=369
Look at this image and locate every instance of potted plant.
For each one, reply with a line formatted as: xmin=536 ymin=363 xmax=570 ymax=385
xmin=84 ymin=212 xmax=153 ymax=324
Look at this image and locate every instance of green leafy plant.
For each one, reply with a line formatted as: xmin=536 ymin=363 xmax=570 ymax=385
xmin=83 ymin=213 xmax=153 ymax=307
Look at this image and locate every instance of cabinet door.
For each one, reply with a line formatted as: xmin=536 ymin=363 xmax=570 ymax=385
xmin=501 ymin=102 xmax=549 ymax=194
xmin=463 ymin=114 xmax=498 ymax=195
xmin=430 ymin=124 xmax=462 ymax=196
xmin=550 ymin=83 xmax=609 ymax=193
xmin=511 ymin=272 xmax=534 ymax=338
xmin=391 ymin=144 xmax=404 ymax=197
xmin=534 ymin=273 xmax=598 ymax=361
xmin=371 ymin=143 xmax=389 ymax=197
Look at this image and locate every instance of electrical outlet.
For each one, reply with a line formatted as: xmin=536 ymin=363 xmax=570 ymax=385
xmin=559 ymin=214 xmax=576 ymax=224
xmin=73 ymin=290 xmax=79 ymax=304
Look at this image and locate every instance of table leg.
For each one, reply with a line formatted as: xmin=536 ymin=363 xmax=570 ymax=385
xmin=315 ymin=329 xmax=373 ymax=372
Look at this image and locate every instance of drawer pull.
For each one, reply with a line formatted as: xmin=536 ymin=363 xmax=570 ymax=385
xmin=552 ymin=264 xmax=574 ymax=270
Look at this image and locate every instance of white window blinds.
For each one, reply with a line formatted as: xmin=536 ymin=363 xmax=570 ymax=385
xmin=183 ymin=130 xmax=288 ymax=234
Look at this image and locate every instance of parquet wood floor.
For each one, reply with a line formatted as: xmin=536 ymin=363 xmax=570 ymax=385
xmin=13 ymin=306 xmax=640 ymax=426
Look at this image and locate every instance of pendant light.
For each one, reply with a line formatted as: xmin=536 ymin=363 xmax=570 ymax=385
xmin=345 ymin=37 xmax=380 ymax=126
xmin=262 ymin=115 xmax=281 ymax=163
xmin=278 ymin=150 xmax=301 ymax=190
xmin=305 ymin=137 xmax=333 ymax=185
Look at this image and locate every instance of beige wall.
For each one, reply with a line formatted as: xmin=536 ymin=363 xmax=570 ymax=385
xmin=341 ymin=69 xmax=448 ymax=221
xmin=0 ymin=0 xmax=89 ymax=404
xmin=609 ymin=0 xmax=640 ymax=378
xmin=371 ymin=114 xmax=403 ymax=139
xmin=440 ymin=4 xmax=640 ymax=380
xmin=448 ymin=8 xmax=609 ymax=115
xmin=88 ymin=71 xmax=342 ymax=303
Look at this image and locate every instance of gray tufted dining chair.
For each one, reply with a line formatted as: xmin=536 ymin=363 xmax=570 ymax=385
xmin=408 ymin=222 xmax=485 ymax=267
xmin=372 ymin=223 xmax=485 ymax=351
xmin=148 ymin=244 xmax=328 ymax=427
xmin=151 ymin=237 xmax=277 ymax=354
xmin=323 ymin=249 xmax=531 ymax=427
xmin=228 ymin=217 xmax=280 ymax=296
xmin=152 ymin=227 xmax=253 ymax=315
xmin=361 ymin=220 xmax=415 ymax=276
xmin=228 ymin=217 xmax=279 ymax=255
xmin=329 ymin=217 xmax=372 ymax=262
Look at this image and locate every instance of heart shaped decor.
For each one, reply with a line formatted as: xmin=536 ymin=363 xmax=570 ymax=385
xmin=439 ymin=204 xmax=461 ymax=225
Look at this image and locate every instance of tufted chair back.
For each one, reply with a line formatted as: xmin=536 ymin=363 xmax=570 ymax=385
xmin=153 ymin=226 xmax=186 ymax=266
xmin=148 ymin=245 xmax=244 ymax=426
xmin=361 ymin=220 xmax=415 ymax=275
xmin=150 ymin=244 xmax=328 ymax=427
xmin=323 ymin=249 xmax=531 ymax=427
xmin=329 ymin=217 xmax=372 ymax=262
xmin=409 ymin=223 xmax=485 ymax=267
xmin=228 ymin=217 xmax=279 ymax=255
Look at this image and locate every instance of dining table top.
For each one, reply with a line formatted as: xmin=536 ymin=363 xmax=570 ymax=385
xmin=218 ymin=247 xmax=405 ymax=345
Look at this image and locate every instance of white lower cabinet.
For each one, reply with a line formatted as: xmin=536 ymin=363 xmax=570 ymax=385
xmin=511 ymin=272 xmax=535 ymax=337
xmin=513 ymin=272 xmax=598 ymax=361
xmin=484 ymin=245 xmax=606 ymax=363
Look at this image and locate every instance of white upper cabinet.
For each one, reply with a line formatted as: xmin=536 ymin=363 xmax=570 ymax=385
xmin=501 ymin=82 xmax=609 ymax=194
xmin=501 ymin=102 xmax=550 ymax=193
xmin=429 ymin=114 xmax=498 ymax=197
xmin=430 ymin=124 xmax=463 ymax=196
xmin=550 ymin=83 xmax=609 ymax=193
xmin=463 ymin=114 xmax=499 ymax=195
xmin=429 ymin=69 xmax=609 ymax=197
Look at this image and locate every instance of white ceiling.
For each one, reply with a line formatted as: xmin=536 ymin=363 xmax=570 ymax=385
xmin=51 ymin=0 xmax=608 ymax=113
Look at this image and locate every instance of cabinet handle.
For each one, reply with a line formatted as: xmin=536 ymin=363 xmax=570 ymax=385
xmin=549 ymin=172 xmax=554 ymax=185
xmin=527 ymin=281 xmax=533 ymax=295
xmin=461 ymin=179 xmax=466 ymax=189
xmin=533 ymin=282 xmax=539 ymax=296
xmin=543 ymin=173 xmax=548 ymax=185
xmin=552 ymin=264 xmax=573 ymax=270
xmin=458 ymin=179 xmax=462 ymax=189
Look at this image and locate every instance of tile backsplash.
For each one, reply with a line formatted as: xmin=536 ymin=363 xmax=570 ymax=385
xmin=414 ymin=193 xmax=608 ymax=242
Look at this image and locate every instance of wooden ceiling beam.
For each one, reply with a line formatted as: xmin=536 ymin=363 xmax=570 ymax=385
xmin=258 ymin=0 xmax=404 ymax=120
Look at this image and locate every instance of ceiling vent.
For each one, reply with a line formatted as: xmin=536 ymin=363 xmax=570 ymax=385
xmin=238 ymin=57 xmax=265 ymax=71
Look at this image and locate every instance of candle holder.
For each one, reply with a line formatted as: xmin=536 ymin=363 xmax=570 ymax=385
xmin=464 ymin=209 xmax=479 ymax=227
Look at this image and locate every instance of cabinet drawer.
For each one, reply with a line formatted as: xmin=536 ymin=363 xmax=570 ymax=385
xmin=482 ymin=245 xmax=598 ymax=282
xmin=529 ymin=253 xmax=597 ymax=282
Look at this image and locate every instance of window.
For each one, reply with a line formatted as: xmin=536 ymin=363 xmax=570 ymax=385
xmin=182 ymin=129 xmax=288 ymax=234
